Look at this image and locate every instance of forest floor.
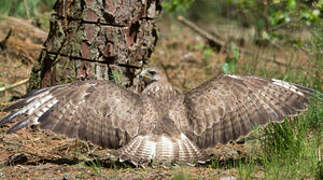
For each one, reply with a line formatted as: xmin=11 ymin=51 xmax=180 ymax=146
xmin=0 ymin=16 xmax=321 ymax=179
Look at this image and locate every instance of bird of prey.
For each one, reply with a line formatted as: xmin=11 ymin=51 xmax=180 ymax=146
xmin=0 ymin=67 xmax=321 ymax=167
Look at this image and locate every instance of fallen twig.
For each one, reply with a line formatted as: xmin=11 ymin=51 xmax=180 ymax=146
xmin=0 ymin=79 xmax=29 ymax=92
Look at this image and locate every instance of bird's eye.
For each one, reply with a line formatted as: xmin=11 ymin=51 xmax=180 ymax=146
xmin=148 ymin=70 xmax=157 ymax=75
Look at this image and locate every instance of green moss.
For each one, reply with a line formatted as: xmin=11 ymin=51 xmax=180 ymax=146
xmin=27 ymin=61 xmax=42 ymax=93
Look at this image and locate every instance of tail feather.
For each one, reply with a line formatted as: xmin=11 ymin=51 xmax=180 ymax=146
xmin=113 ymin=133 xmax=210 ymax=167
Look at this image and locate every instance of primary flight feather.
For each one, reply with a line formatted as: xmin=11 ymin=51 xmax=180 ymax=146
xmin=1 ymin=67 xmax=321 ymax=167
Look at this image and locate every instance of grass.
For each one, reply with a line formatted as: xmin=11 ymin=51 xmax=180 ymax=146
xmin=261 ymin=103 xmax=322 ymax=179
xmin=256 ymin=27 xmax=322 ymax=179
xmin=86 ymin=159 xmax=103 ymax=176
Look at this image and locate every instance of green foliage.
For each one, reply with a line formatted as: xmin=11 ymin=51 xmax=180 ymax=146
xmin=230 ymin=0 xmax=321 ymax=42
xmin=202 ymin=48 xmax=214 ymax=59
xmin=222 ymin=42 xmax=240 ymax=74
xmin=186 ymin=0 xmax=321 ymax=47
xmin=268 ymin=0 xmax=321 ymax=26
xmin=0 ymin=0 xmax=56 ymax=18
xmin=227 ymin=0 xmax=322 ymax=26
xmin=162 ymin=0 xmax=195 ymax=13
xmin=193 ymin=42 xmax=215 ymax=73
xmin=193 ymin=43 xmax=214 ymax=61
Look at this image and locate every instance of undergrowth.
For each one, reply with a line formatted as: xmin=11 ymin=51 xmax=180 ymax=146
xmin=0 ymin=0 xmax=55 ymax=29
xmin=260 ymin=101 xmax=322 ymax=179
xmin=0 ymin=0 xmax=55 ymax=19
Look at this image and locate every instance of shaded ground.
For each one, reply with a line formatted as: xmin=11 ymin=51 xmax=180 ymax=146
xmin=0 ymin=16 xmax=320 ymax=179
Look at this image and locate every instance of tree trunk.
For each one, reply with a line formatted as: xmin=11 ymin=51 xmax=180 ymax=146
xmin=28 ymin=0 xmax=162 ymax=92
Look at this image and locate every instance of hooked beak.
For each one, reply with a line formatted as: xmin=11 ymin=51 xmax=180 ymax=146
xmin=139 ymin=69 xmax=155 ymax=84
xmin=139 ymin=70 xmax=150 ymax=79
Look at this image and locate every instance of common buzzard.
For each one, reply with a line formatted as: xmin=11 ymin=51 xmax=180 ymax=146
xmin=0 ymin=68 xmax=321 ymax=167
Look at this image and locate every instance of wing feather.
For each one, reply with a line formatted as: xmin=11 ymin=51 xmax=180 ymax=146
xmin=182 ymin=75 xmax=319 ymax=148
xmin=1 ymin=80 xmax=143 ymax=149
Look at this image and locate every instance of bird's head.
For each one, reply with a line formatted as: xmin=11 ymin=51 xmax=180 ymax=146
xmin=139 ymin=67 xmax=165 ymax=85
xmin=138 ymin=67 xmax=175 ymax=98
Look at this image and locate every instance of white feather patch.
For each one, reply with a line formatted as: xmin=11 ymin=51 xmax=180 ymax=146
xmin=25 ymin=90 xmax=49 ymax=103
xmin=32 ymin=99 xmax=59 ymax=125
xmin=143 ymin=136 xmax=156 ymax=159
xmin=159 ymin=135 xmax=173 ymax=156
xmin=272 ymin=79 xmax=304 ymax=96
xmin=27 ymin=94 xmax=55 ymax=115
xmin=13 ymin=94 xmax=53 ymax=118
xmin=180 ymin=132 xmax=187 ymax=140
xmin=227 ymin=74 xmax=241 ymax=79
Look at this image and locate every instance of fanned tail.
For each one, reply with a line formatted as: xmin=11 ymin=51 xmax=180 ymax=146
xmin=112 ymin=133 xmax=211 ymax=168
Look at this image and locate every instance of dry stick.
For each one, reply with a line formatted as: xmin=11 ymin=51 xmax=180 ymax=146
xmin=0 ymin=79 xmax=29 ymax=92
xmin=177 ymin=16 xmax=306 ymax=71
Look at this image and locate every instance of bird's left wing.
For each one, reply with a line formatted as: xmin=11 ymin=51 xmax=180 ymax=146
xmin=181 ymin=74 xmax=321 ymax=149
xmin=0 ymin=80 xmax=144 ymax=149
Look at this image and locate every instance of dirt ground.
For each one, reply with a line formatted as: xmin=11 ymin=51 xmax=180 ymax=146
xmin=0 ymin=16 xmax=317 ymax=179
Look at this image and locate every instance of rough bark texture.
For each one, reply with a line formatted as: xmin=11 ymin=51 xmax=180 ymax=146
xmin=28 ymin=0 xmax=162 ymax=92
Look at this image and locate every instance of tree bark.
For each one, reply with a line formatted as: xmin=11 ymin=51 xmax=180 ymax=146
xmin=28 ymin=0 xmax=162 ymax=92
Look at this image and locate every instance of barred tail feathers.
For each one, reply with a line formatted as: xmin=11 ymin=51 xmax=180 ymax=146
xmin=112 ymin=133 xmax=210 ymax=167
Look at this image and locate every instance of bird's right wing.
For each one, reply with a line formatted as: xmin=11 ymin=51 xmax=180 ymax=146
xmin=181 ymin=75 xmax=321 ymax=149
xmin=0 ymin=80 xmax=144 ymax=149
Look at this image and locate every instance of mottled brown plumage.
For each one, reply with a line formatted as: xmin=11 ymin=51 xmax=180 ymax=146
xmin=1 ymin=68 xmax=321 ymax=167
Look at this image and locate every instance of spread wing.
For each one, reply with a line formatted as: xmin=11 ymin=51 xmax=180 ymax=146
xmin=182 ymin=74 xmax=321 ymax=149
xmin=0 ymin=80 xmax=143 ymax=149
